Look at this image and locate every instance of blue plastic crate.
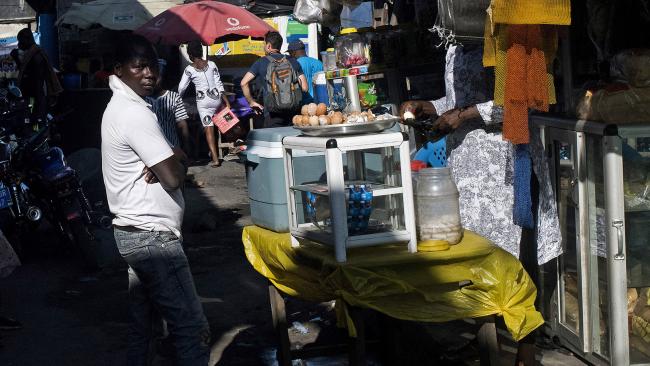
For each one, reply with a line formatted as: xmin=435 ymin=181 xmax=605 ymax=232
xmin=414 ymin=137 xmax=447 ymax=167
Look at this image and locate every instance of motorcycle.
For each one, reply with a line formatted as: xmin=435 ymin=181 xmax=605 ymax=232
xmin=0 ymin=82 xmax=111 ymax=265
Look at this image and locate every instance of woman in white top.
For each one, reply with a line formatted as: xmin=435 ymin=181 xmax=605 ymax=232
xmin=178 ymin=40 xmax=230 ymax=167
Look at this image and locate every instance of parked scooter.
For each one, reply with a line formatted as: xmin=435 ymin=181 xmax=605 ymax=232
xmin=0 ymin=82 xmax=111 ymax=265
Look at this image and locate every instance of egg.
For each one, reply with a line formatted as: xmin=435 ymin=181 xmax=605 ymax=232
xmin=316 ymin=103 xmax=327 ymax=116
xmin=308 ymin=115 xmax=319 ymax=126
xmin=333 ymin=111 xmax=343 ymax=120
xmin=301 ymin=105 xmax=309 ymax=116
xmin=307 ymin=103 xmax=318 ymax=116
xmin=318 ymin=115 xmax=330 ymax=125
xmin=345 ymin=115 xmax=359 ymax=123
xmin=403 ymin=111 xmax=415 ymax=120
xmin=330 ymin=115 xmax=343 ymax=125
xmin=292 ymin=115 xmax=302 ymax=125
xmin=301 ymin=115 xmax=311 ymax=125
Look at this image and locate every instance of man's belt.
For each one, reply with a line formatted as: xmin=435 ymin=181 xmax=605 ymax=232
xmin=113 ymin=225 xmax=146 ymax=233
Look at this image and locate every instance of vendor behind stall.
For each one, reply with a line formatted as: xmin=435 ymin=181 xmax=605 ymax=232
xmin=401 ymin=41 xmax=562 ymax=264
xmin=400 ymin=28 xmax=562 ymax=366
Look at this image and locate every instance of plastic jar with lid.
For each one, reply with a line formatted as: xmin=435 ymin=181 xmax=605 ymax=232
xmin=415 ymin=167 xmax=462 ymax=244
xmin=335 ymin=28 xmax=369 ymax=68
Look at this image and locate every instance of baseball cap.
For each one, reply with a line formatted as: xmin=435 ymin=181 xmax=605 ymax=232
xmin=287 ymin=40 xmax=305 ymax=52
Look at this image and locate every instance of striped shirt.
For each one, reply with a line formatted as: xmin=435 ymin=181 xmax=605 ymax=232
xmin=146 ymin=90 xmax=188 ymax=147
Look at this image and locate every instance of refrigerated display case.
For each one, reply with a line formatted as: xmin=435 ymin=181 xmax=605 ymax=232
xmin=532 ymin=115 xmax=650 ymax=366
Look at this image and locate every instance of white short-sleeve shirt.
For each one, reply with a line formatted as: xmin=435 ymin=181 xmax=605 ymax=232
xmin=101 ymin=75 xmax=184 ymax=236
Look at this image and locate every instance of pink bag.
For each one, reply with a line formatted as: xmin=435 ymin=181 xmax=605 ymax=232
xmin=212 ymin=107 xmax=240 ymax=134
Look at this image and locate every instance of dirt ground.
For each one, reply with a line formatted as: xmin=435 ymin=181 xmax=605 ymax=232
xmin=0 ymin=160 xmax=587 ymax=366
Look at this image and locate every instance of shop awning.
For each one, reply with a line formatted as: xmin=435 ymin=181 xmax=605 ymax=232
xmin=56 ymin=0 xmax=184 ymax=31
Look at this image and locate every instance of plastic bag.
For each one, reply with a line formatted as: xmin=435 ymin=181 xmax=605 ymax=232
xmin=610 ymin=49 xmax=650 ymax=88
xmin=577 ymin=86 xmax=650 ymax=123
xmin=294 ymin=0 xmax=322 ymax=24
xmin=434 ymin=0 xmax=490 ymax=43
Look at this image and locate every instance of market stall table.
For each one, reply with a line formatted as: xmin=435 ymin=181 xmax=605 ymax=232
xmin=242 ymin=225 xmax=544 ymax=365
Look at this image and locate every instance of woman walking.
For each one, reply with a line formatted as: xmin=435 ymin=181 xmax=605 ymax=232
xmin=178 ymin=40 xmax=230 ymax=167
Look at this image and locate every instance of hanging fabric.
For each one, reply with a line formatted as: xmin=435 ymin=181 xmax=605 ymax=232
xmin=502 ymin=25 xmax=549 ymax=144
xmin=488 ymin=0 xmax=571 ymax=25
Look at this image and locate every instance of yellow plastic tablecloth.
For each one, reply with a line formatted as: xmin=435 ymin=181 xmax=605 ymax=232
xmin=242 ymin=226 xmax=543 ymax=341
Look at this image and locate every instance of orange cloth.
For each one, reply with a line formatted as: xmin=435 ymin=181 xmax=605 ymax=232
xmin=502 ymin=25 xmax=550 ymax=144
xmin=485 ymin=24 xmax=558 ymax=107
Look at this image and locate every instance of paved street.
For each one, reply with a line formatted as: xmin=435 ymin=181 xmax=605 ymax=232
xmin=0 ymin=160 xmax=587 ymax=365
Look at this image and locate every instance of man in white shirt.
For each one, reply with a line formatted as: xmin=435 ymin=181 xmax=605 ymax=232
xmin=101 ymin=34 xmax=209 ymax=366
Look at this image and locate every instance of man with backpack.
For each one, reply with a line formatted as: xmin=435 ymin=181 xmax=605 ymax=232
xmin=241 ymin=31 xmax=308 ymax=128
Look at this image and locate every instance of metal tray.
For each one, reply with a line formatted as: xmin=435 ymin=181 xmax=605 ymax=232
xmin=293 ymin=118 xmax=398 ymax=137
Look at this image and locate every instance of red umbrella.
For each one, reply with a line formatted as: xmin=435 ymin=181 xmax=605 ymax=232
xmin=135 ymin=1 xmax=275 ymax=45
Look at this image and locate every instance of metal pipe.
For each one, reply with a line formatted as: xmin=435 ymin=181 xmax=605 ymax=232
xmin=603 ymin=135 xmax=630 ymax=365
xmin=344 ymin=75 xmax=361 ymax=113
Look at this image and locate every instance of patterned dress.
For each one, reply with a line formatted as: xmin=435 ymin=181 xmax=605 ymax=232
xmin=178 ymin=61 xmax=225 ymax=126
xmin=431 ymin=44 xmax=562 ymax=264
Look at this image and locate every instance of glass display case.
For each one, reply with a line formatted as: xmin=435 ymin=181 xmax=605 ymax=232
xmin=532 ymin=116 xmax=650 ymax=366
xmin=282 ymin=131 xmax=417 ymax=262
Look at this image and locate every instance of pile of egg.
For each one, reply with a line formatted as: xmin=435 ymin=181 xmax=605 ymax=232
xmin=292 ymin=103 xmax=376 ymax=126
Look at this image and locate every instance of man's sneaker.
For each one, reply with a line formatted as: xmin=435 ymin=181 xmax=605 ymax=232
xmin=0 ymin=316 xmax=22 ymax=330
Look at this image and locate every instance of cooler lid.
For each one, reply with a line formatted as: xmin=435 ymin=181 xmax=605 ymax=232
xmin=246 ymin=126 xmax=301 ymax=143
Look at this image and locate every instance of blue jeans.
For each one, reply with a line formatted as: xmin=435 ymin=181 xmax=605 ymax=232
xmin=114 ymin=228 xmax=210 ymax=366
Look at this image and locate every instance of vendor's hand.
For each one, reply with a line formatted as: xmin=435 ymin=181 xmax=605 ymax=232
xmin=432 ymin=106 xmax=480 ymax=133
xmin=249 ymin=101 xmax=263 ymax=115
xmin=142 ymin=166 xmax=159 ymax=184
xmin=432 ymin=109 xmax=464 ymax=133
xmin=399 ymin=100 xmax=436 ymax=122
xmin=399 ymin=101 xmax=423 ymax=121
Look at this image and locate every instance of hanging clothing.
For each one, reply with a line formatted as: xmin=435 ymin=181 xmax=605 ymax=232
xmin=178 ymin=61 xmax=225 ymax=126
xmin=431 ymin=44 xmax=562 ymax=264
xmin=488 ymin=0 xmax=571 ymax=25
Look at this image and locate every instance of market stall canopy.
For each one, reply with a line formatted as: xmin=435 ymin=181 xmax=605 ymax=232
xmin=55 ymin=0 xmax=184 ymax=31
xmin=184 ymin=0 xmax=295 ymax=16
xmin=135 ymin=1 xmax=275 ymax=45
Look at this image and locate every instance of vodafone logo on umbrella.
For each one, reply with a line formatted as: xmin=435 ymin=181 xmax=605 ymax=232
xmin=225 ymin=17 xmax=250 ymax=31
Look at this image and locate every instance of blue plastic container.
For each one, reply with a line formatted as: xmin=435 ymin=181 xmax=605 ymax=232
xmin=244 ymin=127 xmax=326 ymax=232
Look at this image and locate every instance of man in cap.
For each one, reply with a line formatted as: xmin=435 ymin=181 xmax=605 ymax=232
xmin=287 ymin=40 xmax=323 ymax=104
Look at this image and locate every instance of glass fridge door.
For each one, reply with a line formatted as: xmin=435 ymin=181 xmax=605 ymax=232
xmin=547 ymin=129 xmax=592 ymax=352
xmin=620 ymin=135 xmax=650 ymax=364
xmin=585 ymin=133 xmax=610 ymax=362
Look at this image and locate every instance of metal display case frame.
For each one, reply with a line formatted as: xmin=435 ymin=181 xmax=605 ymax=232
xmin=282 ymin=131 xmax=417 ymax=263
xmin=532 ymin=115 xmax=650 ymax=366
